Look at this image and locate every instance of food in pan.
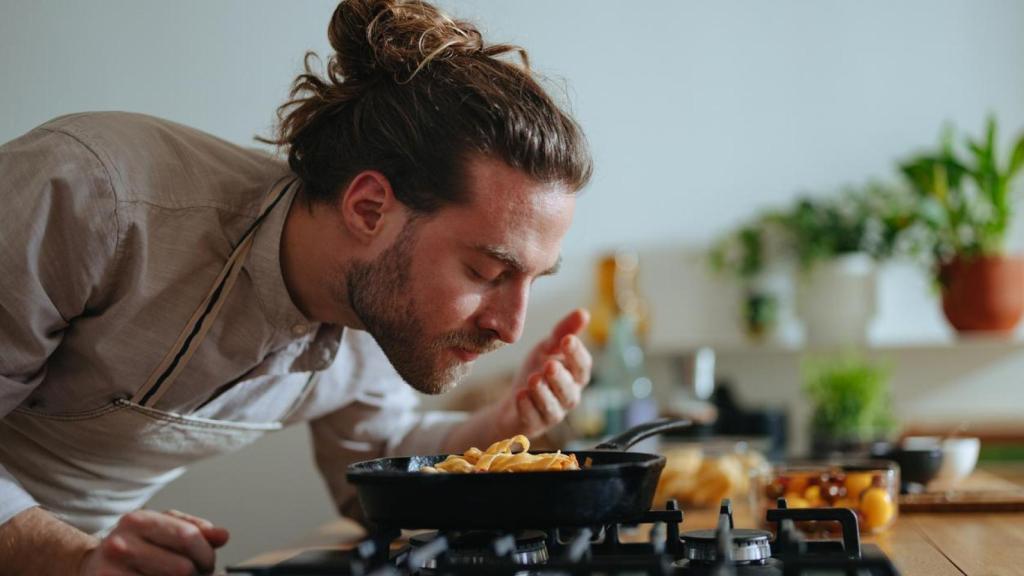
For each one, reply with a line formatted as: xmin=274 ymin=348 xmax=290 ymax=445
xmin=419 ymin=435 xmax=580 ymax=473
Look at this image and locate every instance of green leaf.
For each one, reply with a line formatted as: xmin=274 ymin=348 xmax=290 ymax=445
xmin=803 ymin=354 xmax=894 ymax=440
xmin=986 ymin=115 xmax=997 ymax=160
xmin=1009 ymin=133 xmax=1024 ymax=181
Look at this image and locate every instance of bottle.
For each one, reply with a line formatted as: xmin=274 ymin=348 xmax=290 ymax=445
xmin=581 ymin=251 xmax=656 ymax=438
xmin=588 ymin=252 xmax=650 ymax=348
xmin=599 ymin=315 xmax=658 ymax=434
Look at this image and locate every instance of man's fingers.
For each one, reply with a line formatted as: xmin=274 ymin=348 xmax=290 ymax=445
xmin=119 ymin=528 xmax=199 ymax=573
xmin=202 ymin=527 xmax=229 ymax=549
xmin=104 ymin=528 xmax=198 ymax=573
xmin=96 ymin=536 xmax=139 ymax=575
xmin=530 ymin=377 xmax=566 ymax=426
xmin=118 ymin=510 xmax=216 ymax=573
xmin=544 ymin=361 xmax=581 ymax=409
xmin=164 ymin=509 xmax=212 ymax=529
xmin=540 ymin=308 xmax=590 ymax=354
xmin=145 ymin=511 xmax=217 ymax=570
xmin=558 ymin=334 xmax=592 ymax=386
xmin=165 ymin=509 xmax=230 ymax=548
xmin=516 ymin=388 xmax=545 ymax=435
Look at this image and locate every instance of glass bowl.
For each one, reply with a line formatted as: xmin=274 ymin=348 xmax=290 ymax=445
xmin=755 ymin=460 xmax=900 ymax=534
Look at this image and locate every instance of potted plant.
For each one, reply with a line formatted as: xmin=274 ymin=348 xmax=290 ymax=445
xmin=803 ymin=354 xmax=897 ymax=458
xmin=781 ymin=183 xmax=916 ymax=347
xmin=709 ymin=218 xmax=785 ymax=340
xmin=899 ymin=116 xmax=1024 ymax=333
xmin=710 ymin=183 xmax=915 ymax=345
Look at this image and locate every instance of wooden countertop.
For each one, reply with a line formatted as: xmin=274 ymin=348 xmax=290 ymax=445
xmin=233 ymin=465 xmax=1024 ymax=575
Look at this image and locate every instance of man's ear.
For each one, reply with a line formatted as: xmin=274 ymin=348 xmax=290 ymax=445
xmin=339 ymin=170 xmax=400 ymax=243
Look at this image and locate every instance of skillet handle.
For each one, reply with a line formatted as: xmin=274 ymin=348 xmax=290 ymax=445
xmin=594 ymin=418 xmax=693 ymax=451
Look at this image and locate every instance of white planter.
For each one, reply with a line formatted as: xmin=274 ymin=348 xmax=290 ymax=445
xmin=796 ymin=253 xmax=877 ymax=347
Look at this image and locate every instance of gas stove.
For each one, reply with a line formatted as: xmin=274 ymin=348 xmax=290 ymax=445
xmin=228 ymin=499 xmax=900 ymax=575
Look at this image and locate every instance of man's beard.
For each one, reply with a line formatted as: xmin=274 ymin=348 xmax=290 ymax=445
xmin=340 ymin=222 xmax=503 ymax=395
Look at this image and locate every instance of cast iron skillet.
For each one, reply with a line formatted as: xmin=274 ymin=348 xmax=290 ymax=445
xmin=346 ymin=418 xmax=692 ymax=529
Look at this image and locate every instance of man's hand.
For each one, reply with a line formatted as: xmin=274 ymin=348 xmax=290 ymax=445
xmin=440 ymin=309 xmax=592 ymax=454
xmin=495 ymin=308 xmax=592 ymax=439
xmin=0 ymin=506 xmax=228 ymax=576
xmin=78 ymin=509 xmax=229 ymax=576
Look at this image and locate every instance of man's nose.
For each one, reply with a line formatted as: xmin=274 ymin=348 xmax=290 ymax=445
xmin=479 ymin=282 xmax=530 ymax=344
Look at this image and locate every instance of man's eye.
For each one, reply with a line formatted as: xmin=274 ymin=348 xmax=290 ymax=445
xmin=467 ymin=266 xmax=502 ymax=285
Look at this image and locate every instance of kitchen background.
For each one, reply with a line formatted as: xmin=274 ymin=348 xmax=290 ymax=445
xmin=3 ymin=0 xmax=1024 ymax=566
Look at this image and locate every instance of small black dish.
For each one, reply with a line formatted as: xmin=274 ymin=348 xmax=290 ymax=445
xmin=870 ymin=444 xmax=944 ymax=494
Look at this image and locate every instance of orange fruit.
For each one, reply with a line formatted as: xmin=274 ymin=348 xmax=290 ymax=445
xmin=860 ymin=488 xmax=894 ymax=531
xmin=803 ymin=485 xmax=822 ymax=506
xmin=784 ymin=494 xmax=810 ymax=508
xmin=844 ymin=473 xmax=873 ymax=500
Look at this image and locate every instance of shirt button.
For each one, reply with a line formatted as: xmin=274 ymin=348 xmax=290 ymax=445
xmin=291 ymin=323 xmax=310 ymax=337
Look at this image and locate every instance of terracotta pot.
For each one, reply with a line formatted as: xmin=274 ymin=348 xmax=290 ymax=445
xmin=940 ymin=254 xmax=1024 ymax=333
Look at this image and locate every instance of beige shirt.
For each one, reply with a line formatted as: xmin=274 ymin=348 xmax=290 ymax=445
xmin=0 ymin=112 xmax=465 ymax=526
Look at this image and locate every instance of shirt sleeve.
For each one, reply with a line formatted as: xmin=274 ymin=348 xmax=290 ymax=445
xmin=0 ymin=126 xmax=120 ymax=526
xmin=307 ymin=329 xmax=468 ymax=520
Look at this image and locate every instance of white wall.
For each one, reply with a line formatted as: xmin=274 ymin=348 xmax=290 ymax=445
xmin=4 ymin=0 xmax=1024 ymax=567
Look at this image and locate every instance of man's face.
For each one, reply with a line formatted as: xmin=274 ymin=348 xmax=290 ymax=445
xmin=341 ymin=156 xmax=575 ymax=395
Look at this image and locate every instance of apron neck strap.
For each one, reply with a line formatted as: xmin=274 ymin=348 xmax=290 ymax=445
xmin=133 ymin=176 xmax=297 ymax=407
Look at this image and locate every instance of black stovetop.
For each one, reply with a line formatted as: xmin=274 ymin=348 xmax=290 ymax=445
xmin=228 ymin=499 xmax=900 ymax=575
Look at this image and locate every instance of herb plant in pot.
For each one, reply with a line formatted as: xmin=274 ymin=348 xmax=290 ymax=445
xmin=803 ymin=354 xmax=897 ymax=458
xmin=900 ymin=117 xmax=1024 ymax=333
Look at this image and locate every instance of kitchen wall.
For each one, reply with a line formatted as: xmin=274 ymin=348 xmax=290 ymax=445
xmin=3 ymin=0 xmax=1024 ymax=567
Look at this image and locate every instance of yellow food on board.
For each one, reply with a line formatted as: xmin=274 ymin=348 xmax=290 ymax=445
xmin=419 ymin=435 xmax=580 ymax=473
xmin=655 ymin=446 xmax=768 ymax=507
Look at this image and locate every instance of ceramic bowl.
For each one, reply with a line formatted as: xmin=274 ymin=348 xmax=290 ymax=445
xmin=870 ymin=445 xmax=943 ymax=493
xmin=903 ymin=436 xmax=980 ymax=484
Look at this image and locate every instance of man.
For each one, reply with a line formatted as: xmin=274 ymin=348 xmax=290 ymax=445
xmin=0 ymin=0 xmax=593 ymax=574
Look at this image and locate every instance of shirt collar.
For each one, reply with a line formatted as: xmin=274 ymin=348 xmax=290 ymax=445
xmin=247 ymin=177 xmax=316 ymax=336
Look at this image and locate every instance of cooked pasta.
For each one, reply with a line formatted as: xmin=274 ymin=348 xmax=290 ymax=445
xmin=419 ymin=435 xmax=580 ymax=473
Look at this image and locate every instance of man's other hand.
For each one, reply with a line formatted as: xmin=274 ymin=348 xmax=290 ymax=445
xmin=79 ymin=509 xmax=229 ymax=576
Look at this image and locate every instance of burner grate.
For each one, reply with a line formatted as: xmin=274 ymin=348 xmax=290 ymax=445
xmin=227 ymin=499 xmax=900 ymax=575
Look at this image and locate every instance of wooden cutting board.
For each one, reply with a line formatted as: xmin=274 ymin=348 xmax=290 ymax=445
xmin=898 ymin=469 xmax=1024 ymax=512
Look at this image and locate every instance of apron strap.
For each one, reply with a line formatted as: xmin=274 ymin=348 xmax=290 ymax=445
xmin=133 ymin=176 xmax=297 ymax=407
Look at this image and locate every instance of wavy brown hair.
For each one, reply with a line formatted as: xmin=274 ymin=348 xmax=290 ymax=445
xmin=259 ymin=0 xmax=592 ymax=212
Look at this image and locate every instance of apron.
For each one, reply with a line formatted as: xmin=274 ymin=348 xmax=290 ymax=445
xmin=0 ymin=176 xmax=317 ymax=535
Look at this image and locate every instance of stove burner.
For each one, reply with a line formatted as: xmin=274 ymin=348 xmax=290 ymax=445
xmin=409 ymin=530 xmax=548 ymax=569
xmin=227 ymin=498 xmax=901 ymax=576
xmin=681 ymin=528 xmax=772 ymax=564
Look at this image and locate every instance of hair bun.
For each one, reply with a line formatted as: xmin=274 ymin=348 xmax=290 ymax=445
xmin=329 ymin=0 xmax=485 ymax=82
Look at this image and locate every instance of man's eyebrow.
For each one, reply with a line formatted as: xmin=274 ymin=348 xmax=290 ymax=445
xmin=476 ymin=245 xmax=561 ymax=277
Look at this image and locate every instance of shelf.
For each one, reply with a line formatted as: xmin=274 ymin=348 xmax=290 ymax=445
xmin=647 ymin=332 xmax=1024 ymax=358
